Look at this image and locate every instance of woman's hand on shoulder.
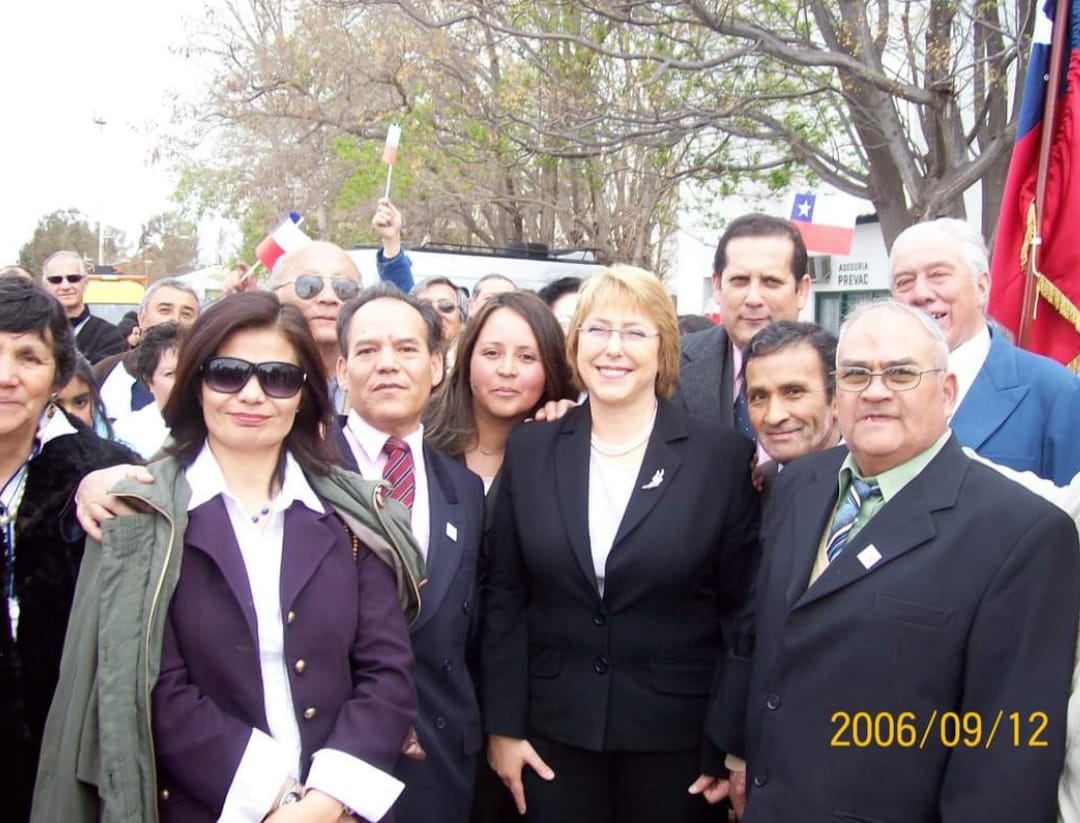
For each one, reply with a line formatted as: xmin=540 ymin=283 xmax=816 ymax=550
xmin=529 ymin=398 xmax=578 ymax=423
xmin=76 ymin=464 xmax=154 ymax=541
xmin=487 ymin=734 xmax=554 ymax=815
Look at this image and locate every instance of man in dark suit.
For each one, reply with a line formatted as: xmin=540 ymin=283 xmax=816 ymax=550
xmin=743 ymin=321 xmax=841 ymax=498
xmin=676 ymin=215 xmax=811 ymax=435
xmin=41 ymin=250 xmax=126 ymax=364
xmin=890 ymin=217 xmax=1080 ymax=484
xmin=333 ymin=283 xmax=485 ymax=823
xmin=732 ymin=300 xmax=1079 ymax=822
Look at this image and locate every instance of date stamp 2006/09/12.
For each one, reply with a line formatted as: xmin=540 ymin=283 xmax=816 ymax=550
xmin=830 ymin=710 xmax=1049 ymax=749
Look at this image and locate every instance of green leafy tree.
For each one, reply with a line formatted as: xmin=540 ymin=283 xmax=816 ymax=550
xmin=18 ymin=209 xmax=127 ymax=275
xmin=127 ymin=211 xmax=200 ymax=280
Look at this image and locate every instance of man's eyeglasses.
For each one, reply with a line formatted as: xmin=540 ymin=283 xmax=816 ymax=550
xmin=45 ymin=274 xmax=85 ymax=285
xmin=833 ymin=366 xmax=944 ymax=392
xmin=578 ymin=324 xmax=660 ymax=345
xmin=273 ymin=274 xmax=360 ymax=302
xmin=202 ymin=356 xmax=307 ymax=398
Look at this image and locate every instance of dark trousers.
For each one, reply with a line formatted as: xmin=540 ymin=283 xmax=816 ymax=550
xmin=521 ymin=737 xmax=726 ymax=823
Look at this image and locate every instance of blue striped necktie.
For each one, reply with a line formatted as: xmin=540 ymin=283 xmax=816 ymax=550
xmin=825 ymin=477 xmax=881 ymax=563
xmin=733 ymin=388 xmax=755 ymax=441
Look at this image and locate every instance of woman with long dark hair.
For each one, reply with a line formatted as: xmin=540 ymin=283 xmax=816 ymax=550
xmin=35 ymin=292 xmax=423 ymax=823
xmin=425 ymin=291 xmax=576 ymax=491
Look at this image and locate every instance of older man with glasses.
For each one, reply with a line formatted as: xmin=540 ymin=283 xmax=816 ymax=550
xmin=261 ymin=198 xmax=414 ymax=412
xmin=40 ymin=250 xmax=126 ymax=364
xmin=412 ymin=276 xmax=466 ymax=369
xmin=713 ymin=300 xmax=1078 ymax=823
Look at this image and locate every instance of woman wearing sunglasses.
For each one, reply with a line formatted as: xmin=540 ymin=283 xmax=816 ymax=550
xmin=482 ymin=266 xmax=760 ymax=822
xmin=34 ymin=292 xmax=423 ymax=823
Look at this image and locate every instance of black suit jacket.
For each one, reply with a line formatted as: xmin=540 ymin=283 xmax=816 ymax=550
xmin=738 ymin=437 xmax=1079 ymax=823
xmin=674 ymin=325 xmax=736 ymax=427
xmin=332 ymin=422 xmax=485 ymax=823
xmin=481 ymin=399 xmax=760 ymax=761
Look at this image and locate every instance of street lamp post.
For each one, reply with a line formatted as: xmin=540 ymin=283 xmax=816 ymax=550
xmin=92 ymin=116 xmax=107 ymax=264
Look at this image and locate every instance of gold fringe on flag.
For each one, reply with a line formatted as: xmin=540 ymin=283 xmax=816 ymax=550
xmin=1020 ymin=200 xmax=1080 ymax=370
xmin=1020 ymin=201 xmax=1037 ymax=270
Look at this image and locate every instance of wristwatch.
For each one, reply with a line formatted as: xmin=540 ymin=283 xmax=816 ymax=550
xmin=280 ymin=783 xmax=303 ymax=806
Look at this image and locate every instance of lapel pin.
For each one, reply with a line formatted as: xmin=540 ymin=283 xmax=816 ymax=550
xmin=641 ymin=469 xmax=665 ymax=490
xmin=446 ymin=522 xmax=458 ymax=542
xmin=857 ymin=544 xmax=882 ymax=570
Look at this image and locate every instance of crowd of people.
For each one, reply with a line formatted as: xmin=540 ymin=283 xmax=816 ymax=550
xmin=1 ymin=200 xmax=1079 ymax=823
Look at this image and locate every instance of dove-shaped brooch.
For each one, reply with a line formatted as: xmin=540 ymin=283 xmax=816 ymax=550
xmin=641 ymin=469 xmax=665 ymax=490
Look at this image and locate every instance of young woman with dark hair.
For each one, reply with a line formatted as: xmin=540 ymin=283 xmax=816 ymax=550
xmin=425 ymin=291 xmax=576 ymax=493
xmin=34 ymin=292 xmax=424 ymax=823
xmin=54 ymin=353 xmax=115 ymax=439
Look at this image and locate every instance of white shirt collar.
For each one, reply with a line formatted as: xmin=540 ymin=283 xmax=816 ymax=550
xmin=185 ymin=441 xmax=324 ymax=515
xmin=345 ymin=409 xmax=425 ymax=463
xmin=39 ymin=408 xmax=79 ymax=446
xmin=948 ymin=323 xmax=992 ymax=412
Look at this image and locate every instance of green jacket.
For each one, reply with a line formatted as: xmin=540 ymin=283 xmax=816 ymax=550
xmin=30 ymin=456 xmax=424 ymax=823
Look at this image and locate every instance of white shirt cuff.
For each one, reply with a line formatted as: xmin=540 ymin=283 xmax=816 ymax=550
xmin=306 ymin=748 xmax=405 ymax=821
xmin=725 ymin=754 xmax=747 ymax=773
xmin=219 ymin=729 xmax=296 ymax=823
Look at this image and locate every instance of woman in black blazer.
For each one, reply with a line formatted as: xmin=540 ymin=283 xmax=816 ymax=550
xmin=482 ymin=265 xmax=761 ymax=823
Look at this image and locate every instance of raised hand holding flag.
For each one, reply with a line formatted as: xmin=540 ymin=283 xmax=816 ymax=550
xmin=383 ymin=124 xmax=401 ymax=199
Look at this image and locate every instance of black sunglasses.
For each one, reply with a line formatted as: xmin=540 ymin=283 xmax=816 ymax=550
xmin=202 ymin=357 xmax=307 ymax=399
xmin=274 ymin=274 xmax=360 ymax=302
xmin=45 ymin=274 xmax=85 ymax=285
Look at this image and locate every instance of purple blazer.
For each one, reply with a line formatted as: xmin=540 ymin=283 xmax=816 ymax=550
xmin=151 ymin=497 xmax=417 ymax=822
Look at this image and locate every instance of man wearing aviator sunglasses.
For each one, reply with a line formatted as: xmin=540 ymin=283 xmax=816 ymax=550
xmin=265 ymin=199 xmax=416 ymax=413
xmin=41 ymin=250 xmax=126 ymax=365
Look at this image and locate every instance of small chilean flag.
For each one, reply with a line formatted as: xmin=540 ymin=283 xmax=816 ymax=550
xmin=255 ymin=212 xmax=311 ymax=271
xmin=382 ymin=124 xmax=401 ymax=165
xmin=789 ymin=192 xmax=857 ymax=255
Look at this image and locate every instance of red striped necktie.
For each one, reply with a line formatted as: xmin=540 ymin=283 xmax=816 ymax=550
xmin=382 ymin=436 xmax=416 ymax=511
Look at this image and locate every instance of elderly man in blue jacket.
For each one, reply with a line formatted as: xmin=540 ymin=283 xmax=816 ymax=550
xmin=890 ymin=217 xmax=1080 ymax=485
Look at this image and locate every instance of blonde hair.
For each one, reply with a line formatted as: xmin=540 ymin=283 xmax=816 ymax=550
xmin=566 ymin=264 xmax=680 ymax=398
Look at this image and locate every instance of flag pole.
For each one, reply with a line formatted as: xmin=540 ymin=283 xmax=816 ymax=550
xmin=1019 ymin=0 xmax=1072 ymax=348
xmin=384 ymin=164 xmax=394 ymax=200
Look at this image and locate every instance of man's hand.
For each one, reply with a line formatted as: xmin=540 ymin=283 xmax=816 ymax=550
xmin=688 ymin=773 xmax=732 ymax=805
xmin=529 ymin=398 xmax=579 ymax=422
xmin=76 ymin=464 xmax=153 ymax=540
xmin=372 ymin=198 xmax=403 ymax=259
xmin=751 ymin=454 xmax=764 ymax=493
xmin=222 ymin=262 xmax=260 ymax=296
xmin=263 ymin=790 xmax=344 ymax=823
xmin=487 ymin=734 xmax=555 ymax=815
xmin=729 ymin=768 xmax=747 ymax=819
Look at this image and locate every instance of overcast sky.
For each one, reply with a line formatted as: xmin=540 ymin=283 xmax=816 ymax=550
xmin=0 ymin=1 xmax=206 ymax=265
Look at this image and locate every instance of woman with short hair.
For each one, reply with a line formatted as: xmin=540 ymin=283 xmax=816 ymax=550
xmin=0 ymin=277 xmax=135 ymax=821
xmin=483 ymin=266 xmax=760 ymax=822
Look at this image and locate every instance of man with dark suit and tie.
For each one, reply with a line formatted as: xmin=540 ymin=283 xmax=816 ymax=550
xmin=730 ymin=300 xmax=1079 ymax=822
xmin=333 ymin=283 xmax=485 ymax=823
xmin=676 ymin=214 xmax=811 ymax=436
xmin=890 ymin=217 xmax=1080 ymax=484
xmin=743 ymin=321 xmax=841 ymax=497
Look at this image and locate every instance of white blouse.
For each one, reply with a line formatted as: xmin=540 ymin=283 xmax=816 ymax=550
xmin=587 ymin=449 xmax=644 ymax=597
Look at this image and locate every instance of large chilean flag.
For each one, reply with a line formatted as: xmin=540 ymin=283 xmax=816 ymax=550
xmin=988 ymin=0 xmax=1080 ymax=368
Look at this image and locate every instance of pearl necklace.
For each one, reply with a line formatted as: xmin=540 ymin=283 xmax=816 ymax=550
xmin=590 ymin=402 xmax=658 ymax=457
